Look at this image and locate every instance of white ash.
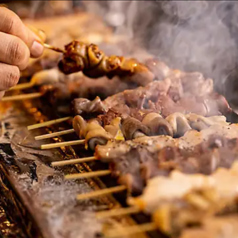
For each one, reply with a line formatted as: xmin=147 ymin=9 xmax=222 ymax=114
xmin=31 ymin=174 xmax=102 ymax=238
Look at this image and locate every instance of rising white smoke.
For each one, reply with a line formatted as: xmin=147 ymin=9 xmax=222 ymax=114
xmin=85 ymin=1 xmax=238 ymax=103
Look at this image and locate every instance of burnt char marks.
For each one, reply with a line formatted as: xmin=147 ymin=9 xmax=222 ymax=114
xmin=0 ymin=144 xmax=37 ymax=182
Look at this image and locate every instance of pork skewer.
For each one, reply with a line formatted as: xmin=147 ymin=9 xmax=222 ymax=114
xmin=51 ymin=113 xmax=228 ymax=166
xmin=70 ymin=122 xmax=238 ymax=198
xmin=41 ymin=111 xmax=227 ymax=150
xmin=24 ymin=67 xmax=226 ymax=129
xmin=62 ymin=123 xmax=236 ymax=196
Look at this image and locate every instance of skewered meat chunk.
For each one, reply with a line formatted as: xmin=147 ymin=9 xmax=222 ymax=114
xmin=95 ymin=117 xmax=229 ymax=163
xmin=58 ymin=41 xmax=155 ymax=86
xmin=72 ymin=116 xmax=114 ymax=150
xmin=142 ymin=113 xmax=173 ymax=137
xmin=166 ymin=113 xmax=192 ymax=137
xmin=128 ymin=161 xmax=238 ymax=234
xmin=73 ymin=97 xmax=107 ymax=118
xmin=121 ymin=117 xmax=150 ymax=140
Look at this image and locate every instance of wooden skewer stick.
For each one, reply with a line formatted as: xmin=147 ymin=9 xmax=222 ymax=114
xmin=51 ymin=156 xmax=96 ymax=167
xmin=43 ymin=43 xmax=66 ymax=53
xmin=96 ymin=206 xmax=140 ymax=219
xmin=41 ymin=139 xmax=85 ymax=149
xmin=35 ymin=128 xmax=75 ymax=140
xmin=104 ymin=223 xmax=157 ymax=238
xmin=27 ymin=116 xmax=72 ymax=130
xmin=65 ymin=170 xmax=111 ymax=180
xmin=77 ymin=185 xmax=127 ymax=200
xmin=7 ymin=81 xmax=35 ymax=91
xmin=1 ymin=92 xmax=42 ymax=102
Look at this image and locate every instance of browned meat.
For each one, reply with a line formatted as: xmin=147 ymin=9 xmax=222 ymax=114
xmin=94 ymin=134 xmax=238 ymax=194
xmin=58 ymin=41 xmax=154 ymax=86
xmin=72 ymin=97 xmax=107 ymax=118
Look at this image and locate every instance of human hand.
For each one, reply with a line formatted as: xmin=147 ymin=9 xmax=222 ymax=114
xmin=0 ymin=7 xmax=45 ymax=98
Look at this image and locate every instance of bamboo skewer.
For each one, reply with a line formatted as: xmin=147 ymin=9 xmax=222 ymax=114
xmin=77 ymin=185 xmax=127 ymax=200
xmin=27 ymin=116 xmax=72 ymax=130
xmin=51 ymin=156 xmax=96 ymax=167
xmin=43 ymin=43 xmax=66 ymax=53
xmin=7 ymin=81 xmax=35 ymax=91
xmin=35 ymin=128 xmax=75 ymax=140
xmin=104 ymin=223 xmax=157 ymax=238
xmin=65 ymin=170 xmax=111 ymax=180
xmin=1 ymin=92 xmax=42 ymax=102
xmin=96 ymin=206 xmax=140 ymax=219
xmin=41 ymin=139 xmax=85 ymax=149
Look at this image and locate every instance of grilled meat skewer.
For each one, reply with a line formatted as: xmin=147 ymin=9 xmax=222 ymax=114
xmin=58 ymin=41 xmax=155 ymax=86
xmin=128 ymin=161 xmax=238 ymax=235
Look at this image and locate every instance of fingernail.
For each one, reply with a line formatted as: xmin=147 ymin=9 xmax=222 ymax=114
xmin=31 ymin=41 xmax=44 ymax=58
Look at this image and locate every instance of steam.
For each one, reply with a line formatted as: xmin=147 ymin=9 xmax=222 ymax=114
xmin=85 ymin=1 xmax=238 ymax=103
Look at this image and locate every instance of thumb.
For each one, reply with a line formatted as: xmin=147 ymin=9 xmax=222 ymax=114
xmin=26 ymin=25 xmax=46 ymax=58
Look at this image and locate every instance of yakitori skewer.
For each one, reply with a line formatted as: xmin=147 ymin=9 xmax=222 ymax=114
xmin=98 ymin=161 xmax=238 ymax=237
xmin=1 ymin=92 xmax=42 ymax=102
xmin=27 ymin=116 xmax=72 ymax=130
xmin=58 ymin=41 xmax=154 ymax=86
xmin=49 ymin=113 xmax=229 ymax=169
xmin=41 ymin=116 xmax=124 ymax=150
xmin=67 ymin=126 xmax=238 ymax=200
xmin=8 ymin=68 xmax=60 ymax=91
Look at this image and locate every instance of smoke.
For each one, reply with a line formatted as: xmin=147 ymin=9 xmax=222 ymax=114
xmin=85 ymin=1 xmax=238 ymax=104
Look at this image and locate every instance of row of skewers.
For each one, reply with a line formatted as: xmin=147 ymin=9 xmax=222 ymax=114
xmin=27 ymin=111 xmax=238 ymax=237
xmin=6 ymin=40 xmax=238 ymax=237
